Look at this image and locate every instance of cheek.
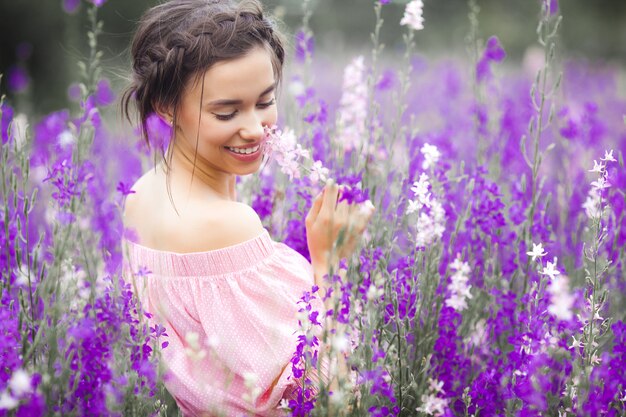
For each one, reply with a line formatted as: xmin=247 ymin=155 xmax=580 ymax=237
xmin=265 ymin=107 xmax=278 ymax=125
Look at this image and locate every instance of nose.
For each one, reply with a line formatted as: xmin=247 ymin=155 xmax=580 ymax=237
xmin=239 ymin=111 xmax=264 ymax=142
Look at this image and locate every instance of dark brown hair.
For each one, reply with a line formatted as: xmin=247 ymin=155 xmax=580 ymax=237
xmin=122 ymin=0 xmax=285 ymax=152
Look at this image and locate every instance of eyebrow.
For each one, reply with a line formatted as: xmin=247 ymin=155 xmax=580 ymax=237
xmin=206 ymin=83 xmax=276 ymax=107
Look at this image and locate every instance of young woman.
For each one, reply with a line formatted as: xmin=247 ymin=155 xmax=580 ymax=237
xmin=121 ymin=0 xmax=374 ymax=416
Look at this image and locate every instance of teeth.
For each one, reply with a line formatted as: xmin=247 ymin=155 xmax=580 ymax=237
xmin=226 ymin=145 xmax=259 ymax=155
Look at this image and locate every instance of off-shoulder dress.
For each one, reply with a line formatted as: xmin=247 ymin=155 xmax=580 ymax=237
xmin=122 ymin=229 xmax=319 ymax=417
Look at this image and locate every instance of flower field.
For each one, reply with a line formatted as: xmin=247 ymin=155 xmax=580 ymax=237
xmin=1 ymin=0 xmax=625 ymax=416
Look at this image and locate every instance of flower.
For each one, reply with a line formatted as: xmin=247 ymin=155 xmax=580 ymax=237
xmin=476 ymin=36 xmax=506 ymax=82
xmin=589 ymin=160 xmax=604 ymax=174
xmin=7 ymin=66 xmax=30 ymax=94
xmin=337 ymin=56 xmax=368 ymax=152
xmin=263 ymin=126 xmax=310 ymax=180
xmin=601 ymin=149 xmax=616 ymax=162
xmin=8 ymin=369 xmax=32 ymax=397
xmin=445 ymin=256 xmax=473 ymax=312
xmin=0 ymin=392 xmax=18 ymax=410
xmin=526 ymin=242 xmax=548 ymax=261
xmin=540 ymin=257 xmax=561 ymax=280
xmin=421 ymin=143 xmax=441 ymax=170
xmin=547 ymin=275 xmax=574 ymax=321
xmin=400 ymin=0 xmax=425 ymax=31
xmin=309 ymin=160 xmax=329 ymax=185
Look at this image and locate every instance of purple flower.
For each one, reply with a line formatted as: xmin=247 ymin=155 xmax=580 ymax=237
xmin=94 ymin=78 xmax=115 ymax=107
xmin=295 ymin=30 xmax=315 ymax=63
xmin=116 ymin=181 xmax=136 ymax=196
xmin=476 ymin=36 xmax=506 ymax=82
xmin=88 ymin=0 xmax=107 ymax=7
xmin=145 ymin=113 xmax=172 ymax=153
xmin=67 ymin=83 xmax=82 ymax=102
xmin=1 ymin=104 xmax=14 ymax=144
xmin=62 ymin=0 xmax=80 ymax=14
xmin=7 ymin=65 xmax=30 ymax=93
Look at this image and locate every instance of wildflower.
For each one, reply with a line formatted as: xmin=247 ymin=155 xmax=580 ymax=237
xmin=589 ymin=160 xmax=604 ymax=174
xmin=540 ymin=257 xmax=561 ymax=280
xmin=547 ymin=275 xmax=574 ymax=321
xmin=294 ymin=30 xmax=315 ymax=63
xmin=116 ymin=182 xmax=136 ymax=196
xmin=94 ymin=79 xmax=115 ymax=107
xmin=63 ymin=0 xmax=80 ymax=13
xmin=476 ymin=36 xmax=506 ymax=82
xmin=8 ymin=369 xmax=32 ymax=396
xmin=445 ymin=256 xmax=473 ymax=312
xmin=415 ymin=199 xmax=445 ymax=247
xmin=526 ymin=242 xmax=548 ymax=262
xmin=590 ymin=177 xmax=610 ymax=191
xmin=421 ymin=143 xmax=441 ymax=170
xmin=400 ymin=0 xmax=425 ymax=31
xmin=416 ymin=393 xmax=448 ymax=416
xmin=601 ymin=149 xmax=616 ymax=162
xmin=263 ymin=126 xmax=310 ymax=180
xmin=337 ymin=56 xmax=368 ymax=152
xmin=407 ymin=173 xmax=432 ymax=214
xmin=569 ymin=336 xmax=584 ymax=350
xmin=0 ymin=392 xmax=18 ymax=410
xmin=7 ymin=66 xmax=30 ymax=94
xmin=309 ymin=160 xmax=329 ymax=185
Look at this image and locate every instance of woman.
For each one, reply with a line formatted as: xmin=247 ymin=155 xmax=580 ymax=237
xmin=121 ymin=0 xmax=373 ymax=415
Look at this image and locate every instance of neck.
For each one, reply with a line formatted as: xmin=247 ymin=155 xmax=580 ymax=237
xmin=163 ymin=139 xmax=237 ymax=202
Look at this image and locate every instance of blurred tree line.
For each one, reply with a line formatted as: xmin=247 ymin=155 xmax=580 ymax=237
xmin=1 ymin=0 xmax=625 ymax=115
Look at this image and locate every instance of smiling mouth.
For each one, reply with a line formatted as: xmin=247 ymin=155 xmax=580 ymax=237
xmin=224 ymin=144 xmax=261 ymax=155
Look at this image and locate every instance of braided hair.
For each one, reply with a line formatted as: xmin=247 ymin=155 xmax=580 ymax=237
xmin=122 ymin=0 xmax=285 ymax=151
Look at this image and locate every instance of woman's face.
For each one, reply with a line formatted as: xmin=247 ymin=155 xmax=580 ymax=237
xmin=174 ymin=46 xmax=278 ymax=176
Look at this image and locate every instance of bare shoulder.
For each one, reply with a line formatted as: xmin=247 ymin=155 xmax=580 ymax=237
xmin=122 ymin=170 xmax=153 ymax=232
xmin=184 ymin=201 xmax=266 ymax=252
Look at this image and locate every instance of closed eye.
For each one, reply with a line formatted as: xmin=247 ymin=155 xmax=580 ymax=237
xmin=212 ymin=111 xmax=238 ymax=121
xmin=257 ymin=98 xmax=276 ymax=109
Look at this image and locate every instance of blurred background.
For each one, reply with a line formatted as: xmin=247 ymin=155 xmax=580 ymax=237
xmin=1 ymin=0 xmax=625 ymax=116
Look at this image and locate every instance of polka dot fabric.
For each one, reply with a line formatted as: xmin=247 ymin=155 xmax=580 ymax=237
xmin=122 ymin=230 xmax=319 ymax=417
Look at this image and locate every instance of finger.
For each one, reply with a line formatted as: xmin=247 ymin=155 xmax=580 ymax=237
xmin=320 ymin=179 xmax=339 ymax=220
xmin=306 ymin=189 xmax=325 ymax=225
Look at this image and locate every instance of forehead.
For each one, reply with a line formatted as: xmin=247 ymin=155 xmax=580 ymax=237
xmin=189 ymin=46 xmax=276 ymax=100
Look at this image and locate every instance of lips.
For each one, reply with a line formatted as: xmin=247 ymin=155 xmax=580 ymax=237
xmin=223 ymin=144 xmax=262 ymax=162
xmin=224 ymin=144 xmax=261 ymax=155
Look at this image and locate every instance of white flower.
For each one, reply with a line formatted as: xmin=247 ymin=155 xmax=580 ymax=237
xmin=569 ymin=336 xmax=584 ymax=350
xmin=420 ymin=143 xmax=440 ymax=170
xmin=601 ymin=149 xmax=616 ymax=162
xmin=278 ymin=398 xmax=290 ymax=410
xmin=407 ymin=173 xmax=432 ymax=214
xmin=0 ymin=392 xmax=18 ymax=410
xmin=547 ymin=275 xmax=574 ymax=321
xmin=526 ymin=242 xmax=548 ymax=262
xmin=589 ymin=160 xmax=604 ymax=174
xmin=309 ymin=160 xmax=329 ymax=185
xmin=445 ymin=256 xmax=473 ymax=312
xmin=415 ymin=199 xmax=445 ymax=247
xmin=400 ymin=0 xmax=425 ymax=31
xmin=57 ymin=129 xmax=76 ymax=148
xmin=8 ymin=369 xmax=32 ymax=397
xmin=337 ymin=56 xmax=368 ymax=152
xmin=416 ymin=393 xmax=447 ymax=416
xmin=540 ymin=257 xmax=561 ymax=280
xmin=590 ymin=177 xmax=610 ymax=191
xmin=263 ymin=126 xmax=310 ymax=180
xmin=582 ymin=190 xmax=602 ymax=219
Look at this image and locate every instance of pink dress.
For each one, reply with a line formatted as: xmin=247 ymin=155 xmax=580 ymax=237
xmin=122 ymin=229 xmax=319 ymax=417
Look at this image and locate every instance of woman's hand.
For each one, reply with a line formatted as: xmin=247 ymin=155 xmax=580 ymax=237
xmin=305 ymin=179 xmax=375 ymax=286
